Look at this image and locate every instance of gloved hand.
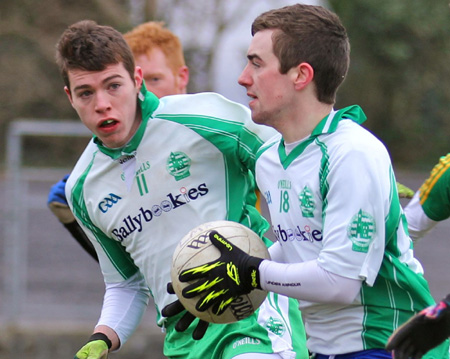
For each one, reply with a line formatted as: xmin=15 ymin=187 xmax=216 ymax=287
xmin=48 ymin=174 xmax=75 ymax=224
xmin=48 ymin=174 xmax=70 ymax=205
xmin=180 ymin=230 xmax=263 ymax=316
xmin=396 ymin=181 xmax=414 ymax=199
xmin=161 ymin=282 xmax=210 ymax=340
xmin=386 ymin=294 xmax=450 ymax=359
xmin=74 ymin=333 xmax=111 ymax=359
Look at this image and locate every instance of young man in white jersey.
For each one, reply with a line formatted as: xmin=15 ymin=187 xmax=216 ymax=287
xmin=47 ymin=21 xmax=189 ymax=262
xmin=55 ymin=20 xmax=308 ymax=359
xmin=386 ymin=153 xmax=450 ymax=358
xmin=173 ymin=4 xmax=449 ymax=359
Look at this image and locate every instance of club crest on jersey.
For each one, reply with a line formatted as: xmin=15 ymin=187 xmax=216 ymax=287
xmin=298 ymin=186 xmax=315 ymax=217
xmin=347 ymin=209 xmax=376 ymax=253
xmin=264 ymin=317 xmax=286 ymax=336
xmin=166 ymin=151 xmax=191 ymax=181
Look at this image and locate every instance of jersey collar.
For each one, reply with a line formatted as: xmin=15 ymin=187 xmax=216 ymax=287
xmin=93 ymin=82 xmax=160 ymax=160
xmin=278 ymin=105 xmax=367 ymax=168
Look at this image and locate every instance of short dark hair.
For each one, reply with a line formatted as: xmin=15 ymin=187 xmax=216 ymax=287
xmin=56 ymin=20 xmax=135 ymax=89
xmin=252 ymin=4 xmax=350 ymax=104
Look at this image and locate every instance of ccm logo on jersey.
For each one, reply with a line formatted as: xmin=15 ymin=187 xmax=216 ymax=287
xmin=98 ymin=193 xmax=122 ymax=213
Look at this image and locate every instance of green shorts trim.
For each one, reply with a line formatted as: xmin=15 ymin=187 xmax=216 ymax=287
xmin=163 ymin=294 xmax=308 ymax=359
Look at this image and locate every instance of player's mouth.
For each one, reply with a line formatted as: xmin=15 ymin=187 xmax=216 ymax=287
xmin=98 ymin=119 xmax=119 ymax=129
xmin=247 ymin=93 xmax=258 ymax=107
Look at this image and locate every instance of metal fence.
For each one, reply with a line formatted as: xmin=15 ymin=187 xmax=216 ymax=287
xmin=1 ymin=119 xmax=98 ymax=323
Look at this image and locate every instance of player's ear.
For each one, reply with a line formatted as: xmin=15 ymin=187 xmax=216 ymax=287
xmin=64 ymin=86 xmax=74 ymax=106
xmin=291 ymin=62 xmax=314 ymax=91
xmin=176 ymin=66 xmax=189 ymax=94
xmin=134 ymin=66 xmax=144 ymax=89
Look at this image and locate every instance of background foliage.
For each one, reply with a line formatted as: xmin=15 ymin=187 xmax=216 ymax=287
xmin=1 ymin=0 xmax=449 ymax=170
xmin=330 ymin=0 xmax=450 ymax=168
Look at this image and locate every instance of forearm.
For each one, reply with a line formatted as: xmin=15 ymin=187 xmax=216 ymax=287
xmin=404 ymin=192 xmax=438 ymax=242
xmin=92 ymin=325 xmax=120 ymax=351
xmin=259 ymin=259 xmax=362 ymax=304
xmin=64 ymin=221 xmax=99 ymax=262
xmin=97 ymin=272 xmax=150 ymax=350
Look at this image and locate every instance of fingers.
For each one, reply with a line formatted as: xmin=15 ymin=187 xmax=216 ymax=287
xmin=209 ymin=230 xmax=231 ymax=250
xmin=195 ymin=293 xmax=219 ymax=312
xmin=192 ymin=320 xmax=209 ymax=340
xmin=161 ymin=300 xmax=185 ymax=317
xmin=167 ymin=282 xmax=175 ymax=294
xmin=211 ymin=296 xmax=235 ymax=316
xmin=209 ymin=230 xmax=247 ymax=257
xmin=175 ymin=311 xmax=196 ymax=332
xmin=390 ymin=336 xmax=423 ymax=359
xmin=179 ymin=261 xmax=224 ymax=283
xmin=194 ymin=289 xmax=234 ymax=314
xmin=181 ymin=277 xmax=219 ymax=299
xmin=173 ymin=311 xmax=210 ymax=341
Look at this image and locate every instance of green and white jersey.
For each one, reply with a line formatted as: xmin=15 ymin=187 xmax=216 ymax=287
xmin=66 ymin=85 xmax=309 ymax=359
xmin=405 ymin=153 xmax=450 ymax=241
xmin=255 ymin=106 xmax=447 ymax=356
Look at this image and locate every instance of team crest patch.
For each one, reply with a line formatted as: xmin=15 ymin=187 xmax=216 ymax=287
xmin=166 ymin=151 xmax=191 ymax=181
xmin=265 ymin=317 xmax=286 ymax=336
xmin=299 ymin=186 xmax=315 ymax=217
xmin=347 ymin=209 xmax=376 ymax=253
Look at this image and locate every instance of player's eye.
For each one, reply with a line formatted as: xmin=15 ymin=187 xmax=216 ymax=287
xmin=109 ymin=83 xmax=121 ymax=90
xmin=78 ymin=90 xmax=92 ymax=99
xmin=251 ymin=61 xmax=261 ymax=68
xmin=146 ymin=76 xmax=161 ymax=83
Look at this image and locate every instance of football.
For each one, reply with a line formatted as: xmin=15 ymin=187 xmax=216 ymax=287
xmin=171 ymin=220 xmax=270 ymax=324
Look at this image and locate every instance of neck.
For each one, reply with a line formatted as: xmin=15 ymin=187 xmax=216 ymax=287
xmin=279 ymin=101 xmax=333 ymax=144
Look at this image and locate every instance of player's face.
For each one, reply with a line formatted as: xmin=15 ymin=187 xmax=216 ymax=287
xmin=135 ymin=47 xmax=188 ymax=98
xmin=238 ymin=29 xmax=295 ymax=127
xmin=65 ymin=63 xmax=143 ymax=149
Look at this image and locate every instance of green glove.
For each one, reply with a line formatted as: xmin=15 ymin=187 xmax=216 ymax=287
xmin=396 ymin=181 xmax=414 ymax=199
xmin=180 ymin=230 xmax=263 ymax=316
xmin=74 ymin=333 xmax=112 ymax=359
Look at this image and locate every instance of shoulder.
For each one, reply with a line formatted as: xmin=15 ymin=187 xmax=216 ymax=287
xmin=67 ymin=140 xmax=97 ymax=188
xmin=155 ymin=92 xmax=250 ymax=120
xmin=155 ymin=92 xmax=277 ymax=142
xmin=418 ymin=153 xmax=450 ymax=219
xmin=419 ymin=154 xmax=450 ymax=194
xmin=256 ymin=133 xmax=281 ymax=161
xmin=326 ymin=120 xmax=389 ymax=158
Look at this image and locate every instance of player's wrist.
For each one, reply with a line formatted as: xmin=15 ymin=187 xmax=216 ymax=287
xmin=244 ymin=256 xmax=264 ymax=290
xmin=88 ymin=333 xmax=112 ymax=350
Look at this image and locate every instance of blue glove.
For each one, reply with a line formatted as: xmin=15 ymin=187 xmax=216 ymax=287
xmin=47 ymin=174 xmax=70 ymax=205
xmin=48 ymin=174 xmax=75 ymax=224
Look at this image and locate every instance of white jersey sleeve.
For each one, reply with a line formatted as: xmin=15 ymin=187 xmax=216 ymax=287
xmin=98 ymin=271 xmax=150 ymax=349
xmin=404 ymin=191 xmax=438 ymax=242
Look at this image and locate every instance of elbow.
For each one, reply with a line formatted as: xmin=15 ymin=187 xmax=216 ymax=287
xmin=326 ymin=283 xmax=360 ymax=305
xmin=329 ymin=291 xmax=359 ymax=305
